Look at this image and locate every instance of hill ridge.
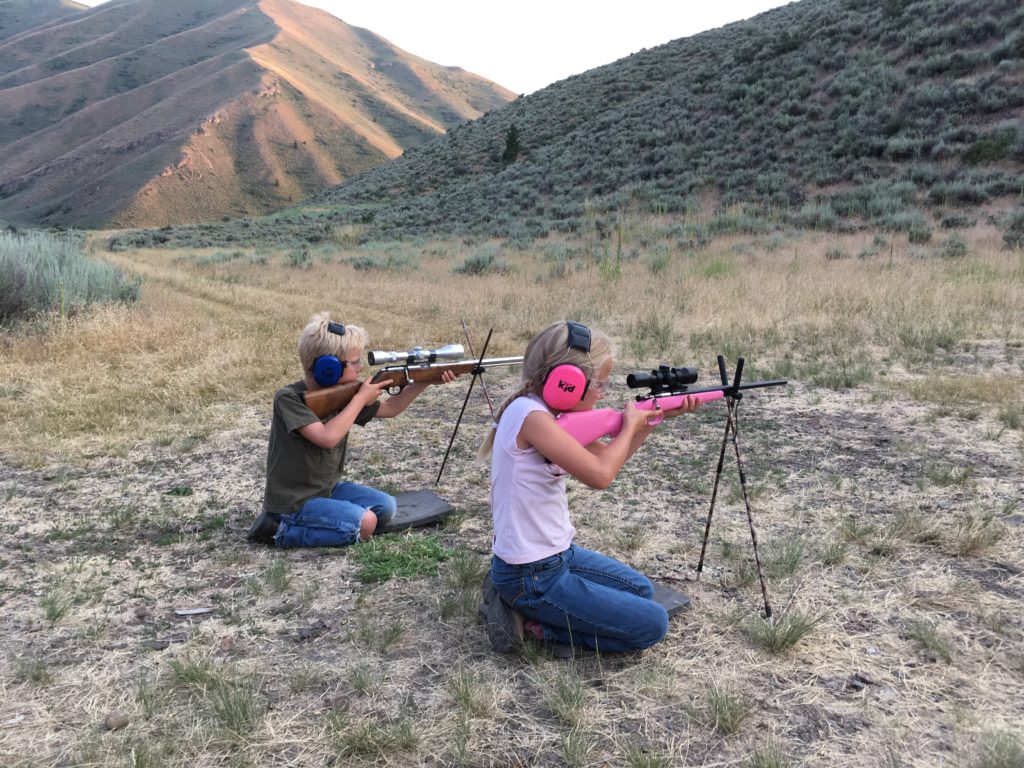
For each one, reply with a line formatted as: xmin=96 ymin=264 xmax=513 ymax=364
xmin=0 ymin=0 xmax=514 ymax=228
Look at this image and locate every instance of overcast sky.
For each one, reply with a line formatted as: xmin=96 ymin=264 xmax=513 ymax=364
xmin=76 ymin=1 xmax=792 ymax=94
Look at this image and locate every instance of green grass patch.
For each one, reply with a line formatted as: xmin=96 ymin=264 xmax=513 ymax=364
xmin=349 ymin=533 xmax=453 ymax=583
xmin=905 ymin=618 xmax=954 ymax=664
xmin=743 ymin=612 xmax=820 ymax=654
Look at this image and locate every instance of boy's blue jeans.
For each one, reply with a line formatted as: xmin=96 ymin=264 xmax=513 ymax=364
xmin=490 ymin=544 xmax=669 ymax=652
xmin=275 ymin=482 xmax=397 ymax=548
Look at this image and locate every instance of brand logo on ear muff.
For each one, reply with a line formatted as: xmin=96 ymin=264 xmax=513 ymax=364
xmin=557 ymin=380 xmax=576 ymax=392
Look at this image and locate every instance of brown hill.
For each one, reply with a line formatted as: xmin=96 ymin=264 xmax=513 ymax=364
xmin=0 ymin=0 xmax=514 ymax=228
xmin=0 ymin=0 xmax=86 ymax=42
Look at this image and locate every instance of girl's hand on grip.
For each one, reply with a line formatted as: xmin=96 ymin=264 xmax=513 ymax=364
xmin=622 ymin=401 xmax=656 ymax=438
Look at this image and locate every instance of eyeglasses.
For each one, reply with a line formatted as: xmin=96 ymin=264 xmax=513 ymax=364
xmin=345 ymin=358 xmax=364 ymax=371
xmin=591 ymin=377 xmax=610 ymax=395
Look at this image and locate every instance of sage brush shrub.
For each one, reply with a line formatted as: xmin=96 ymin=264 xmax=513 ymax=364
xmin=0 ymin=231 xmax=140 ymax=324
xmin=1002 ymin=208 xmax=1024 ymax=250
xmin=453 ymin=245 xmax=512 ymax=275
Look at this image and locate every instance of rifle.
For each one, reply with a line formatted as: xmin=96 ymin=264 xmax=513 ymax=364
xmin=555 ymin=364 xmax=787 ymax=444
xmin=557 ymin=356 xmax=787 ymax=619
xmin=302 ymin=343 xmax=523 ymax=418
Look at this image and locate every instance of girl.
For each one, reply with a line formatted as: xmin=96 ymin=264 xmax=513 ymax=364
xmin=480 ymin=321 xmax=700 ymax=653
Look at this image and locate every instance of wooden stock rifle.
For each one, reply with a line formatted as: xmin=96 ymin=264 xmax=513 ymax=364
xmin=301 ymin=343 xmax=523 ymax=418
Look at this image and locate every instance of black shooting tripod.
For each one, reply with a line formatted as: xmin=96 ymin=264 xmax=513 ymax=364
xmin=695 ymin=356 xmax=786 ymax=619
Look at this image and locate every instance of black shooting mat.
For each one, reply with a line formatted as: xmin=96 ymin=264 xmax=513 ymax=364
xmin=377 ymin=489 xmax=454 ymax=533
xmin=650 ymin=581 xmax=692 ymax=617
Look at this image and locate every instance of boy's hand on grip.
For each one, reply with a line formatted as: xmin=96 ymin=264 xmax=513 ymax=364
xmin=358 ymin=375 xmax=392 ymax=405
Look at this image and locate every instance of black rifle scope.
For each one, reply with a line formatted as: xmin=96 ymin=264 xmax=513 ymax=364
xmin=627 ymin=365 xmax=699 ymax=391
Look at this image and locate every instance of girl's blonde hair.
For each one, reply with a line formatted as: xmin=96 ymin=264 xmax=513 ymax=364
xmin=298 ymin=312 xmax=369 ymax=374
xmin=479 ymin=321 xmax=611 ymax=457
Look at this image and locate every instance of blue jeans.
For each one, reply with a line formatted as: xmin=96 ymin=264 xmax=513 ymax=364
xmin=275 ymin=482 xmax=397 ymax=549
xmin=490 ymin=544 xmax=669 ymax=652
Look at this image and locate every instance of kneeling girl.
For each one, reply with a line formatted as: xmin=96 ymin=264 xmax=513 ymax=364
xmin=481 ymin=320 xmax=700 ymax=652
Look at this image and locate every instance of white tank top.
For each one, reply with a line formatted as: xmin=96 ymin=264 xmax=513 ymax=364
xmin=490 ymin=395 xmax=576 ymax=564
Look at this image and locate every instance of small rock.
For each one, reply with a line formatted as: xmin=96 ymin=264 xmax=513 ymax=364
xmin=217 ymin=636 xmax=234 ymax=653
xmin=297 ymin=619 xmax=329 ymax=641
xmin=104 ymin=712 xmax=129 ymax=730
xmin=864 ymin=646 xmax=880 ymax=655
xmin=133 ymin=606 xmax=150 ymax=620
xmin=852 ymin=671 xmax=877 ymax=686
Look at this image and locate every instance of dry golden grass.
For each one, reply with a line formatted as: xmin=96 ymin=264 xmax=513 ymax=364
xmin=0 ymin=221 xmax=1022 ymax=767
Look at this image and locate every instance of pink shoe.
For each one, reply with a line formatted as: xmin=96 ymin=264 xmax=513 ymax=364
xmin=523 ymin=619 xmax=545 ymax=641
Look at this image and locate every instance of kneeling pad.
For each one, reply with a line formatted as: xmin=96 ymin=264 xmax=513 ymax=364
xmin=651 ymin=581 xmax=692 ymax=617
xmin=378 ymin=489 xmax=454 ymax=533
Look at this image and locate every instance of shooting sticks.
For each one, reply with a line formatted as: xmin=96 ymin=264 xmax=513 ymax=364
xmin=695 ymin=355 xmax=784 ymax=619
xmin=435 ymin=328 xmax=493 ymax=486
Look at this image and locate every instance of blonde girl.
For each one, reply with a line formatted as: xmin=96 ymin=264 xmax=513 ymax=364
xmin=480 ymin=321 xmax=700 ymax=652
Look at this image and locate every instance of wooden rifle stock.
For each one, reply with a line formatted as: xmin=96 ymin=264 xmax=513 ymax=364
xmin=301 ymin=356 xmax=523 ymax=419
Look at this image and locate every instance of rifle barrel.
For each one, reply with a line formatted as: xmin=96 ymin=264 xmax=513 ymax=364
xmin=636 ymin=378 xmax=787 ymax=401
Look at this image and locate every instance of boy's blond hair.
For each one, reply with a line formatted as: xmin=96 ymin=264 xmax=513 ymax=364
xmin=479 ymin=321 xmax=611 ymax=457
xmin=298 ymin=312 xmax=369 ymax=374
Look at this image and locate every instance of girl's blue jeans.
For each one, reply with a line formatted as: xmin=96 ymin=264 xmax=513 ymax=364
xmin=490 ymin=544 xmax=669 ymax=652
xmin=275 ymin=482 xmax=397 ymax=548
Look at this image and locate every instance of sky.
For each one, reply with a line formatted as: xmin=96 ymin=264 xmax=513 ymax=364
xmin=76 ymin=1 xmax=793 ymax=94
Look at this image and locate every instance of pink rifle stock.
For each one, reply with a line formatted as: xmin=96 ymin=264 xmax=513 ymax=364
xmin=554 ymin=390 xmax=725 ymax=444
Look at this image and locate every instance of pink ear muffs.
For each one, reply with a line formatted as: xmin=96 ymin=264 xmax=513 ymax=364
xmin=542 ymin=364 xmax=589 ymax=410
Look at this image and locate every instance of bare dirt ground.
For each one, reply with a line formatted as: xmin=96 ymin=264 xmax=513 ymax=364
xmin=1 ymin=369 xmax=1021 ymax=767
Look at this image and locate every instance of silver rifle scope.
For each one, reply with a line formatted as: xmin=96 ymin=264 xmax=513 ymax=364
xmin=367 ymin=344 xmax=465 ymax=366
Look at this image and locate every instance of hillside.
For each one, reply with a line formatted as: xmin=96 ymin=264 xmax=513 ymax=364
xmin=0 ymin=0 xmax=514 ymax=228
xmin=0 ymin=0 xmax=85 ymax=42
xmin=128 ymin=0 xmax=1024 ymax=250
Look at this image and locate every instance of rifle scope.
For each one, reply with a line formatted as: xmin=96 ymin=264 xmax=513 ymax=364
xmin=626 ymin=365 xmax=699 ymax=391
xmin=368 ymin=344 xmax=464 ymax=366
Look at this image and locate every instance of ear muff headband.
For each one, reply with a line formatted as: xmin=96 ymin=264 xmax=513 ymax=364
xmin=565 ymin=320 xmax=591 ymax=352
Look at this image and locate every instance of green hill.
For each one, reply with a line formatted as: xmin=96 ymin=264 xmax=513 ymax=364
xmin=115 ymin=0 xmax=1024 ymax=250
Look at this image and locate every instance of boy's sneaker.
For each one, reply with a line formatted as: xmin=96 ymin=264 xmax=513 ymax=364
xmin=480 ymin=574 xmax=523 ymax=653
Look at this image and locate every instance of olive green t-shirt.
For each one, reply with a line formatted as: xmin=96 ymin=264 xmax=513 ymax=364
xmin=261 ymin=381 xmax=380 ymax=515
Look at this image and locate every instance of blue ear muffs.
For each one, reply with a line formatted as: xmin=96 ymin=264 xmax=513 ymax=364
xmin=311 ymin=320 xmax=348 ymax=386
xmin=540 ymin=321 xmax=593 ymax=410
xmin=312 ymin=355 xmax=343 ymax=386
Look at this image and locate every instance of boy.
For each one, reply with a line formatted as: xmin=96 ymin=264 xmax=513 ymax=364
xmin=247 ymin=312 xmax=456 ymax=547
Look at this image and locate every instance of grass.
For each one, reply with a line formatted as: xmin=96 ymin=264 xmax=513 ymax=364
xmin=0 ymin=222 xmax=1022 ymax=767
xmin=905 ymin=618 xmax=954 ymax=664
xmin=448 ymin=668 xmax=493 ymax=718
xmin=973 ymin=729 xmax=1023 ymax=768
xmin=545 ymin=667 xmax=588 ymax=727
xmin=332 ymin=714 xmax=420 ymax=759
xmin=743 ymin=612 xmax=820 ymax=654
xmin=747 ymin=741 xmax=793 ymax=768
xmin=692 ymin=683 xmax=753 ymax=736
xmin=561 ymin=728 xmax=601 ymax=768
xmin=952 ymin=510 xmax=1005 ymax=556
xmin=348 ymin=533 xmax=452 ymax=583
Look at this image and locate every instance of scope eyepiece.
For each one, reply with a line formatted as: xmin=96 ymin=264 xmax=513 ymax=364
xmin=626 ymin=365 xmax=699 ymax=390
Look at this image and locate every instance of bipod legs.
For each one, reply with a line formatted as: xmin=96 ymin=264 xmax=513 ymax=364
xmin=695 ymin=358 xmax=773 ymax=619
